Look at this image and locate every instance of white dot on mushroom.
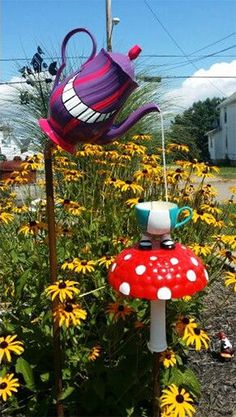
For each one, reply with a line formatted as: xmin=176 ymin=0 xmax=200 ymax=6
xmin=157 ymin=287 xmax=172 ymax=300
xmin=170 ymin=258 xmax=179 ymax=265
xmin=191 ymin=257 xmax=198 ymax=266
xmin=204 ymin=269 xmax=209 ymax=281
xmin=150 ymin=256 xmax=157 ymax=261
xmin=186 ymin=269 xmax=197 ymax=281
xmin=124 ymin=254 xmax=132 ymax=260
xmin=119 ymin=282 xmax=131 ymax=295
xmin=111 ymin=263 xmax=117 ymax=272
xmin=135 ymin=265 xmax=146 ymax=275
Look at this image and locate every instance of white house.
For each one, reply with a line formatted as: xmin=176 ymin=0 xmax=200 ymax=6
xmin=207 ymin=92 xmax=236 ymax=165
xmin=0 ymin=123 xmax=25 ymax=160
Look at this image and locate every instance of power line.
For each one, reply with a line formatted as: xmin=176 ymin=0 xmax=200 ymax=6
xmin=1 ymin=75 xmax=236 ymax=86
xmin=143 ymin=0 xmax=227 ymax=96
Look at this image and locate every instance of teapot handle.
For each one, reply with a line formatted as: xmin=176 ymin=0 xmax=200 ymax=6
xmin=53 ymin=28 xmax=97 ymax=89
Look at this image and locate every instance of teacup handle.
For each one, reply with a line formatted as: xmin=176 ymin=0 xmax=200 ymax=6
xmin=53 ymin=28 xmax=97 ymax=90
xmin=175 ymin=206 xmax=193 ymax=228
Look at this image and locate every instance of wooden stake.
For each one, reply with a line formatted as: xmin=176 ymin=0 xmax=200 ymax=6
xmin=44 ymin=142 xmax=64 ymax=417
xmin=152 ymin=352 xmax=161 ymax=417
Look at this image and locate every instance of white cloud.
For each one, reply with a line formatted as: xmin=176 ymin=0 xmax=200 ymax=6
xmin=164 ymin=60 xmax=236 ymax=110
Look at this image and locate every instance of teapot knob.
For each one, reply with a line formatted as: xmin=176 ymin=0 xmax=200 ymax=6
xmin=128 ymin=45 xmax=142 ymax=60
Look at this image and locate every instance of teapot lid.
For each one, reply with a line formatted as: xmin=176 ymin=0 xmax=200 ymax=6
xmin=105 ymin=45 xmax=142 ymax=81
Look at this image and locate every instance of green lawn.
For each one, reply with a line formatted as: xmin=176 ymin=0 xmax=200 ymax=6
xmin=218 ymin=166 xmax=236 ymax=179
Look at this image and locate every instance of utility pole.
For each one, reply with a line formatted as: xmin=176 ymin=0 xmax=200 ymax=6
xmin=106 ymin=0 xmax=112 ymax=51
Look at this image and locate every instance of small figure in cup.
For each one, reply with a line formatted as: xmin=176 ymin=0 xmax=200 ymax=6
xmin=135 ymin=201 xmax=193 ymax=250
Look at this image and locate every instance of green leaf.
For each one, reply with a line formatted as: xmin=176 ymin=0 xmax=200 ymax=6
xmin=40 ymin=372 xmax=50 ymax=382
xmin=59 ymin=386 xmax=75 ymax=400
xmin=16 ymin=357 xmax=35 ymax=391
xmin=167 ymin=367 xmax=201 ymax=397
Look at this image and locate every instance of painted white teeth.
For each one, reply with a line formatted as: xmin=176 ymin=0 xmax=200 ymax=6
xmin=62 ymin=77 xmax=115 ymax=123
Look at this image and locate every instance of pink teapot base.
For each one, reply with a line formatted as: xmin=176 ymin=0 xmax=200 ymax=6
xmin=39 ymin=119 xmax=76 ymax=153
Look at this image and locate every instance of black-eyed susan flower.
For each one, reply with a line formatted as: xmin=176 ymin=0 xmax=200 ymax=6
xmin=224 ymin=271 xmax=236 ymax=292
xmin=54 ymin=156 xmax=76 ymax=168
xmin=88 ymin=345 xmax=101 ymax=361
xmin=132 ymin=133 xmax=152 ymax=141
xmin=106 ymin=302 xmax=134 ymax=321
xmin=62 ymin=169 xmax=84 ymax=182
xmin=192 ymin=209 xmax=215 ymax=225
xmin=18 ymin=220 xmax=46 ymax=235
xmin=175 ymin=316 xmax=197 ymax=337
xmin=182 ymin=325 xmax=209 ymax=350
xmin=0 ymin=373 xmax=20 ymax=401
xmin=116 ymin=179 xmax=144 ymax=194
xmin=59 ymin=199 xmax=85 ymax=216
xmin=112 ymin=236 xmax=132 ymax=247
xmin=167 ymin=143 xmax=189 ymax=153
xmin=160 ymin=349 xmax=177 ymax=368
xmin=73 ymin=259 xmax=96 ymax=274
xmin=11 ymin=205 xmax=28 ymax=214
xmin=160 ymin=384 xmax=196 ymax=417
xmin=21 ymin=154 xmax=43 ymax=170
xmin=125 ymin=197 xmax=144 ymax=208
xmin=200 ymin=203 xmax=222 ymax=215
xmin=188 ymin=243 xmax=212 ymax=257
xmin=54 ymin=303 xmax=87 ymax=327
xmin=0 ymin=335 xmax=24 ymax=363
xmin=0 ymin=212 xmax=14 ymax=224
xmin=97 ymin=255 xmax=115 ymax=269
xmin=45 ymin=280 xmax=80 ymax=302
xmin=219 ymin=250 xmax=236 ymax=263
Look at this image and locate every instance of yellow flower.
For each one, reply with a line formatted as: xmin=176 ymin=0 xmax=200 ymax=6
xmin=189 ymin=243 xmax=212 ymax=257
xmin=221 ymin=235 xmax=236 ymax=250
xmin=116 ymin=179 xmax=144 ymax=194
xmin=54 ymin=303 xmax=87 ymax=327
xmin=194 ymin=163 xmax=220 ymax=177
xmin=104 ymin=177 xmax=122 ymax=188
xmin=73 ymin=259 xmax=96 ymax=274
xmin=21 ymin=154 xmax=43 ymax=170
xmin=88 ymin=345 xmax=101 ymax=361
xmin=132 ymin=133 xmax=152 ymax=141
xmin=167 ymin=143 xmax=189 ymax=153
xmin=161 ymin=384 xmax=196 ymax=417
xmin=18 ymin=220 xmax=46 ymax=235
xmin=62 ymin=169 xmax=84 ymax=182
xmin=11 ymin=205 xmax=28 ymax=214
xmin=125 ymin=197 xmax=144 ymax=208
xmin=54 ymin=156 xmax=76 ymax=168
xmin=200 ymin=203 xmax=222 ymax=215
xmin=0 ymin=335 xmax=24 ymax=363
xmin=0 ymin=373 xmax=20 ymax=401
xmin=192 ymin=209 xmax=215 ymax=225
xmin=218 ymin=250 xmax=236 ymax=263
xmin=45 ymin=280 xmax=80 ymax=302
xmin=224 ymin=271 xmax=236 ymax=292
xmin=112 ymin=236 xmax=132 ymax=247
xmin=121 ymin=142 xmax=147 ymax=156
xmin=229 ymin=186 xmax=236 ymax=194
xmin=175 ymin=316 xmax=197 ymax=337
xmin=59 ymin=199 xmax=85 ymax=216
xmin=106 ymin=302 xmax=134 ymax=321
xmin=97 ymin=255 xmax=115 ymax=268
xmin=182 ymin=325 xmax=209 ymax=350
xmin=0 ymin=212 xmax=14 ymax=224
xmin=160 ymin=349 xmax=177 ymax=368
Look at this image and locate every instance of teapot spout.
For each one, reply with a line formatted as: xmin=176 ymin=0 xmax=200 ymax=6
xmin=102 ymin=103 xmax=160 ymax=143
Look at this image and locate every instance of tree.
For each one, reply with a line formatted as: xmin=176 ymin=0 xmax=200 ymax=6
xmin=168 ymin=97 xmax=223 ymax=161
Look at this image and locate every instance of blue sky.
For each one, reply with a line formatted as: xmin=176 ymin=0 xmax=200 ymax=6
xmin=1 ymin=0 xmax=236 ymax=108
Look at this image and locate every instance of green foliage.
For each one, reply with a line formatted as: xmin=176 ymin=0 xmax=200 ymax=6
xmin=168 ymin=97 xmax=224 ymax=161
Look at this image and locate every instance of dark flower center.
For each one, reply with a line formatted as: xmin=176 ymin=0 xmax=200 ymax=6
xmin=105 ymin=256 xmax=111 ymax=260
xmin=58 ymin=282 xmax=66 ymax=289
xmin=63 ymin=199 xmax=70 ymax=204
xmin=111 ymin=177 xmax=116 ymax=182
xmin=65 ymin=304 xmax=73 ymax=313
xmin=118 ymin=305 xmax=125 ymax=312
xmin=0 ymin=341 xmax=8 ymax=349
xmin=142 ymin=169 xmax=148 ymax=174
xmin=225 ymin=250 xmax=232 ymax=258
xmin=29 ymin=220 xmax=37 ymax=227
xmin=182 ymin=317 xmax=190 ymax=324
xmin=138 ymin=198 xmax=144 ymax=203
xmin=125 ymin=180 xmax=133 ymax=185
xmin=194 ymin=328 xmax=201 ymax=335
xmin=197 ymin=210 xmax=204 ymax=215
xmin=176 ymin=394 xmax=184 ymax=403
xmin=0 ymin=382 xmax=7 ymax=389
xmin=165 ymin=353 xmax=172 ymax=359
xmin=175 ymin=168 xmax=182 ymax=173
xmin=81 ymin=261 xmax=88 ymax=266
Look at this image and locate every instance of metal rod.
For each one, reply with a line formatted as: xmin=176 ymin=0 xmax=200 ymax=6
xmin=44 ymin=142 xmax=64 ymax=417
xmin=152 ymin=352 xmax=161 ymax=417
xmin=106 ymin=0 xmax=112 ymax=51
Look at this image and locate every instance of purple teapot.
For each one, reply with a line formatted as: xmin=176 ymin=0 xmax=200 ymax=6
xmin=39 ymin=28 xmax=160 ymax=153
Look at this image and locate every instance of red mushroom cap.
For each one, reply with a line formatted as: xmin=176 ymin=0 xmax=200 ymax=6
xmin=109 ymin=243 xmax=208 ymax=300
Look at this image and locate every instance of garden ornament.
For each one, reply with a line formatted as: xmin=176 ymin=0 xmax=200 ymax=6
xmin=109 ymin=241 xmax=208 ymax=352
xmin=39 ymin=27 xmax=160 ymax=153
xmin=217 ymin=331 xmax=235 ymax=360
xmin=135 ymin=200 xmax=193 ymax=250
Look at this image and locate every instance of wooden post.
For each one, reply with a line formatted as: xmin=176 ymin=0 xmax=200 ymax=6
xmin=44 ymin=142 xmax=64 ymax=417
xmin=152 ymin=352 xmax=161 ymax=417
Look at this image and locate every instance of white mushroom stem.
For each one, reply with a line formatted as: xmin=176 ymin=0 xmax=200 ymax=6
xmin=148 ymin=300 xmax=167 ymax=353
